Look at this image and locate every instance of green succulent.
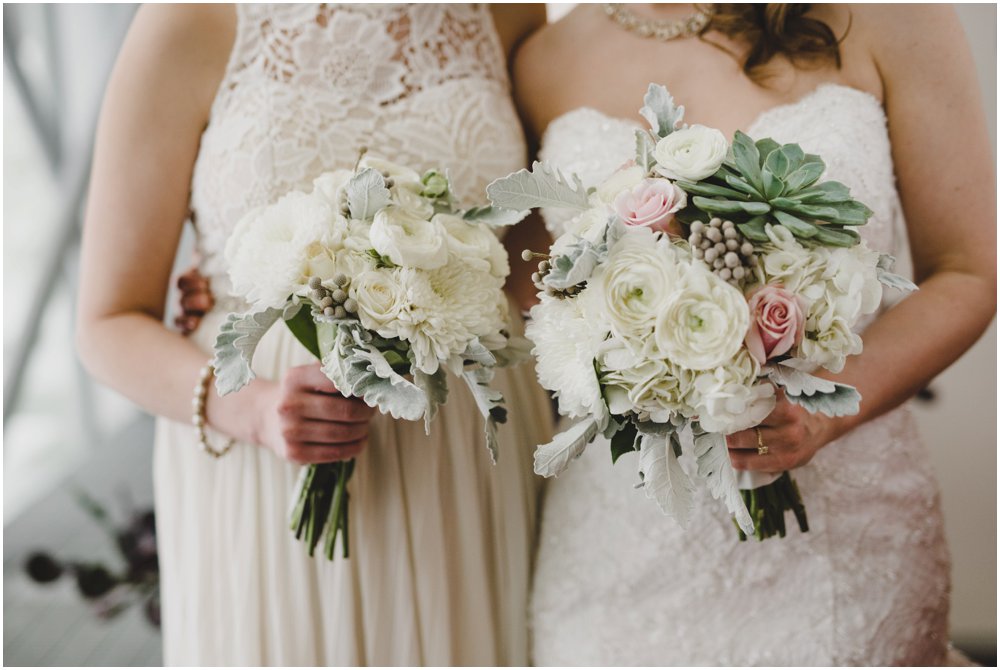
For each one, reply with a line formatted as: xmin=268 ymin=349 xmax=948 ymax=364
xmin=675 ymin=131 xmax=872 ymax=247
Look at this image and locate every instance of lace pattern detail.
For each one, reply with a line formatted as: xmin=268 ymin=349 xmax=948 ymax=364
xmin=531 ymin=84 xmax=951 ymax=665
xmin=189 ymin=3 xmax=525 ymax=300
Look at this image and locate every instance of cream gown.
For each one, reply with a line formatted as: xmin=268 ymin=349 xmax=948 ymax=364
xmin=153 ymin=5 xmax=553 ymax=665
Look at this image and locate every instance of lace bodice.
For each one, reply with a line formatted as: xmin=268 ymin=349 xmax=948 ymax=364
xmin=189 ymin=3 xmax=526 ymax=299
xmin=531 ymin=85 xmax=951 ymax=666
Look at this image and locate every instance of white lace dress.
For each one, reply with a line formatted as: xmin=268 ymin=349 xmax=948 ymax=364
xmin=153 ymin=5 xmax=553 ymax=665
xmin=529 ymin=85 xmax=953 ymax=666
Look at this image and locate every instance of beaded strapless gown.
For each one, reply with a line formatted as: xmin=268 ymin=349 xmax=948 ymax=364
xmin=529 ymin=85 xmax=955 ymax=666
xmin=153 ymin=5 xmax=553 ymax=665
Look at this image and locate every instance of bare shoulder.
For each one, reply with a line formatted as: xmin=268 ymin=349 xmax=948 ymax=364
xmin=512 ymin=6 xmax=598 ymax=140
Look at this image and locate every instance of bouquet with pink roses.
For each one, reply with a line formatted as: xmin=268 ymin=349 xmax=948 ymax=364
xmin=486 ymin=84 xmax=916 ymax=540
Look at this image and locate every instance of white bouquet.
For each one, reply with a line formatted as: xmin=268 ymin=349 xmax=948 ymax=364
xmin=488 ymin=85 xmax=916 ymax=540
xmin=215 ymin=153 xmax=529 ymax=559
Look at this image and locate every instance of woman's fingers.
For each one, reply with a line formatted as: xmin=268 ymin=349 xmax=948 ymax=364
xmin=286 ymin=439 xmax=368 ymax=465
xmin=283 ymin=419 xmax=369 ymax=445
xmin=180 ymin=290 xmax=213 ymax=314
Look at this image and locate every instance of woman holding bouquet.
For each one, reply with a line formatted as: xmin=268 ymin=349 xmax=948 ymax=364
xmin=76 ymin=4 xmax=553 ymax=665
xmin=513 ymin=4 xmax=995 ymax=665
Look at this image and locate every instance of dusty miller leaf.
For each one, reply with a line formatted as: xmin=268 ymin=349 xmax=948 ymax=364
xmin=346 ymin=167 xmax=391 ymax=220
xmin=213 ymin=307 xmax=283 ymax=395
xmin=534 ymin=419 xmax=600 ymax=478
xmin=322 ymin=325 xmax=427 ymax=421
xmin=766 ymin=363 xmax=861 ymax=417
xmin=462 ymin=366 xmax=506 ymax=464
xmin=638 ymin=432 xmax=695 ymax=526
xmin=461 ymin=337 xmax=497 ymax=367
xmin=487 ymin=161 xmax=590 ymax=212
xmin=544 ymin=238 xmax=603 ymax=289
xmin=491 ymin=336 xmax=533 ymax=368
xmin=635 ymin=128 xmax=657 ymax=172
xmin=639 ymin=83 xmax=685 ymax=138
xmin=462 ymin=205 xmax=530 ymax=228
xmin=414 ymin=369 xmax=448 ymax=434
xmin=876 ymin=253 xmax=918 ymax=292
xmin=692 ymin=429 xmax=754 ymax=535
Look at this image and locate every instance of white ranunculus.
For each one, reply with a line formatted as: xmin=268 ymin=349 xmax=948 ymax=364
xmin=370 ymin=206 xmax=448 ymax=270
xmin=654 ymin=124 xmax=729 ymax=181
xmin=589 ymin=226 xmax=680 ymax=343
xmin=437 ymin=214 xmax=510 ymax=278
xmin=225 ymin=192 xmax=339 ymax=311
xmin=358 ymin=156 xmax=422 ymax=192
xmin=527 ymin=294 xmax=608 ymax=422
xmin=392 ymin=186 xmax=435 ymax=219
xmin=350 ymin=268 xmax=409 ymax=338
xmin=653 ymin=263 xmax=750 ymax=370
xmin=800 ymin=314 xmax=862 ymax=373
xmin=693 ymin=351 xmax=775 ymax=434
xmin=593 ymin=164 xmax=647 ymax=204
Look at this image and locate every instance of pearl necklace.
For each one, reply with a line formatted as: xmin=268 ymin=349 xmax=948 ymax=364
xmin=603 ymin=3 xmax=715 ymax=42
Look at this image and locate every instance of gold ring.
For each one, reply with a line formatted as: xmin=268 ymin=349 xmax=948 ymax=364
xmin=755 ymin=428 xmax=769 ymax=456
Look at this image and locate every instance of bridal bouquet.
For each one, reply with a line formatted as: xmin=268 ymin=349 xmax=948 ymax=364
xmin=214 ymin=153 xmax=529 ymax=559
xmin=488 ymin=85 xmax=915 ymax=541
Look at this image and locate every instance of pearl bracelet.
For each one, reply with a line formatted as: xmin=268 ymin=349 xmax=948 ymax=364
xmin=193 ymin=362 xmax=235 ymax=459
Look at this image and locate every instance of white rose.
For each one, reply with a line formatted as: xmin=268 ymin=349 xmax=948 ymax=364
xmin=225 ymin=192 xmax=339 ymax=311
xmin=593 ymin=164 xmax=647 ymax=204
xmin=654 ymin=125 xmax=729 ymax=181
xmin=654 ymin=263 xmax=750 ymax=370
xmin=437 ymin=214 xmax=510 ymax=278
xmin=526 ymin=294 xmax=608 ymax=422
xmin=370 ymin=206 xmax=448 ymax=270
xmin=693 ymin=351 xmax=775 ymax=434
xmin=350 ymin=269 xmax=409 ymax=338
xmin=589 ymin=226 xmax=680 ymax=342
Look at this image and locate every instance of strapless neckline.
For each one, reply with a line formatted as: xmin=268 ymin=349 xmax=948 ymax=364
xmin=543 ymin=83 xmax=885 ymax=145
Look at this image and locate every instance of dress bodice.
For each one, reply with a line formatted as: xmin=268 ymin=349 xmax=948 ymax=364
xmin=189 ymin=4 xmax=526 ymax=295
xmin=539 ymin=84 xmax=904 ymax=263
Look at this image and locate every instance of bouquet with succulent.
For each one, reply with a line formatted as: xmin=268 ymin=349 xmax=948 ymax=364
xmin=488 ymin=84 xmax=916 ymax=540
xmin=215 ymin=152 xmax=529 ymax=559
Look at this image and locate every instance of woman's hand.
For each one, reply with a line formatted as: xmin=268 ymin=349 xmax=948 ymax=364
xmin=250 ymin=363 xmax=376 ymax=465
xmin=174 ymin=267 xmax=213 ymax=335
xmin=726 ymin=391 xmax=838 ymax=472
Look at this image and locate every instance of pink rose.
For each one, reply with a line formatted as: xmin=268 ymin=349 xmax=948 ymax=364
xmin=613 ymin=179 xmax=687 ymax=234
xmin=745 ymin=284 xmax=808 ymax=364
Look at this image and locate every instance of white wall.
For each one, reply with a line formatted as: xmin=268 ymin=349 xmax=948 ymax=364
xmin=544 ymin=2 xmax=997 ymax=648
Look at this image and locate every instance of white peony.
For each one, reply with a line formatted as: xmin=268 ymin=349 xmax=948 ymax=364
xmin=654 ymin=125 xmax=729 ymax=181
xmin=225 ymin=191 xmax=341 ymax=311
xmin=527 ymin=294 xmax=608 ymax=421
xmin=370 ymin=206 xmax=448 ymax=270
xmin=589 ymin=226 xmax=680 ymax=343
xmin=654 ymin=263 xmax=750 ymax=370
xmin=692 ymin=351 xmax=775 ymax=434
xmin=437 ymin=214 xmax=510 ymax=278
xmin=350 ymin=268 xmax=409 ymax=339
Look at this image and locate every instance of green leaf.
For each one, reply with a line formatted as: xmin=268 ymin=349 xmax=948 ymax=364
xmin=773 ymin=210 xmax=820 ymax=238
xmin=414 ymin=369 xmax=448 ymax=434
xmin=723 ymin=174 xmax=763 ymax=199
xmin=213 ymin=307 xmax=283 ymax=395
xmin=609 ymin=420 xmax=639 ymax=464
xmin=346 ymin=167 xmax=391 ymax=220
xmin=462 ymin=205 xmax=529 ymax=228
xmin=638 ymin=432 xmax=695 ymax=526
xmin=692 ymin=428 xmax=753 ymax=535
xmin=731 ymin=131 xmax=763 ymax=192
xmin=675 ymin=180 xmax=747 ymax=200
xmin=772 ymin=199 xmax=841 ymax=222
xmin=764 ymin=144 xmax=805 ymax=178
xmin=737 ymin=216 xmax=769 ymax=242
xmin=487 ymin=160 xmax=590 ymax=212
xmin=761 ymin=169 xmax=784 ymax=200
xmin=813 ymin=226 xmax=860 ymax=247
xmin=692 ymin=196 xmax=770 ymax=216
xmin=796 ymin=181 xmax=852 ymax=204
xmin=754 ymin=138 xmax=781 ymax=163
xmin=639 ymin=83 xmax=685 ymax=137
xmin=783 ymin=161 xmax=826 ymax=192
xmin=533 ymin=419 xmax=600 ymax=478
xmin=823 ymin=200 xmax=873 ymax=226
xmin=635 ymin=128 xmax=657 ymax=172
xmin=462 ymin=366 xmax=507 ymax=464
xmin=284 ymin=307 xmax=321 ymax=359
xmin=322 ymin=325 xmax=427 ymax=422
